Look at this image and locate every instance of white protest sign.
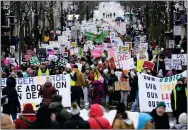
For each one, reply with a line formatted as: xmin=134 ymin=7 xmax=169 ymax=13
xmin=1 ymin=74 xmax=71 ymax=110
xmin=140 ymin=42 xmax=148 ymax=50
xmin=138 ymin=71 xmax=186 ymax=112
xmin=164 ymin=58 xmax=182 ymax=70
xmin=110 ymin=32 xmax=116 ymax=39
xmin=75 ymin=63 xmax=83 ymax=72
xmin=168 ymin=40 xmax=175 ymax=48
xmin=10 ymin=46 xmax=15 ymax=54
xmin=122 ymin=58 xmax=135 ymax=70
xmin=114 ymin=53 xmax=130 ymax=69
xmin=115 ymin=71 xmax=122 ymax=81
xmin=171 ymin=54 xmax=187 ymax=66
xmin=173 ymin=26 xmax=181 ymax=36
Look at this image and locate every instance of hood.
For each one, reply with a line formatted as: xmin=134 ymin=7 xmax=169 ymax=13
xmin=89 ymin=104 xmax=103 ymax=118
xmin=1 ymin=115 xmax=15 ymax=129
xmin=44 ymin=82 xmax=52 ymax=88
xmin=6 ymin=77 xmax=16 ymax=88
xmin=49 ymin=102 xmax=63 ymax=113
xmin=137 ymin=113 xmax=153 ymax=129
xmin=73 ymin=68 xmax=80 ymax=73
xmin=92 ymin=80 xmax=103 ymax=85
xmin=23 ymin=103 xmax=35 ymax=113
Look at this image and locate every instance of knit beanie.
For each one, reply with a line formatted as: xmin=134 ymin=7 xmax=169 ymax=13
xmin=178 ymin=113 xmax=187 ymax=124
xmin=157 ymin=102 xmax=166 ymax=109
xmin=70 ymin=102 xmax=80 ymax=115
xmin=22 ymin=103 xmax=35 ymax=113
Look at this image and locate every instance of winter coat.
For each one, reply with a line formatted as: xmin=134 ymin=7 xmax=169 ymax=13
xmin=73 ymin=68 xmax=85 ymax=87
xmin=171 ymin=85 xmax=187 ymax=120
xmin=39 ymin=82 xmax=57 ymax=105
xmin=112 ymin=113 xmax=134 ymax=129
xmin=150 ymin=108 xmax=170 ymax=129
xmin=90 ymin=80 xmax=105 ymax=105
xmin=137 ymin=113 xmax=153 ymax=129
xmin=14 ymin=114 xmax=36 ymax=129
xmin=14 ymin=103 xmax=36 ymax=129
xmin=108 ymin=74 xmax=118 ymax=88
xmin=28 ymin=120 xmax=60 ymax=129
xmin=88 ymin=104 xmax=112 ymax=129
xmin=129 ymin=75 xmax=138 ymax=102
xmin=1 ymin=115 xmax=15 ymax=129
xmin=2 ymin=78 xmax=21 ymax=114
xmin=64 ymin=115 xmax=90 ymax=129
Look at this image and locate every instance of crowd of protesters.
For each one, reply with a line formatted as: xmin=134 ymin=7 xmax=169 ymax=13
xmin=1 ymin=20 xmax=187 ymax=129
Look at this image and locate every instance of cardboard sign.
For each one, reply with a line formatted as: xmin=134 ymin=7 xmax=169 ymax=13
xmin=120 ymin=45 xmax=129 ymax=53
xmin=142 ymin=61 xmax=155 ymax=70
xmin=164 ymin=58 xmax=182 ymax=70
xmin=122 ymin=58 xmax=135 ymax=70
xmin=114 ymin=53 xmax=130 ymax=69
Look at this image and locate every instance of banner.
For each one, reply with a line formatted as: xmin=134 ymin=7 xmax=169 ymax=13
xmin=1 ymin=74 xmax=71 ymax=110
xmin=138 ymin=71 xmax=186 ymax=112
xmin=114 ymin=53 xmax=130 ymax=69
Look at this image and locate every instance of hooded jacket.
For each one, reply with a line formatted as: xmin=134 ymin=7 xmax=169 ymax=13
xmin=150 ymin=108 xmax=170 ymax=129
xmin=39 ymin=82 xmax=57 ymax=105
xmin=2 ymin=77 xmax=21 ymax=114
xmin=90 ymin=80 xmax=105 ymax=105
xmin=1 ymin=115 xmax=15 ymax=129
xmin=88 ymin=104 xmax=112 ymax=129
xmin=137 ymin=113 xmax=153 ymax=129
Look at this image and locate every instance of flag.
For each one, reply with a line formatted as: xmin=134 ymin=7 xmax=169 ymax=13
xmin=95 ymin=30 xmax=107 ymax=43
xmin=85 ymin=32 xmax=98 ymax=41
xmin=78 ymin=47 xmax=83 ymax=57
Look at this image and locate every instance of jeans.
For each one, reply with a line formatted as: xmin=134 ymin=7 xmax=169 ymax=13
xmin=83 ymin=87 xmax=88 ymax=104
xmin=106 ymin=95 xmax=109 ymax=103
xmin=131 ymin=92 xmax=139 ymax=112
xmin=120 ymin=91 xmax=128 ymax=107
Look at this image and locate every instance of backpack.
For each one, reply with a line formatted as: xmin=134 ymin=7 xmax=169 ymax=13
xmin=19 ymin=115 xmax=34 ymax=128
xmin=88 ymin=85 xmax=98 ymax=99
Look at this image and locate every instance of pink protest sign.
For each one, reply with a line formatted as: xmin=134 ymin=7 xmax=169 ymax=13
xmin=91 ymin=50 xmax=103 ymax=58
xmin=96 ymin=45 xmax=103 ymax=50
xmin=107 ymin=48 xmax=115 ymax=57
xmin=25 ymin=55 xmax=31 ymax=61
xmin=3 ymin=59 xmax=10 ymax=65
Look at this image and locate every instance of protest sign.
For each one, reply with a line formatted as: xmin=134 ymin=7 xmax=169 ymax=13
xmin=140 ymin=42 xmax=148 ymax=50
xmin=1 ymin=74 xmax=71 ymax=110
xmin=48 ymin=55 xmax=58 ymax=62
xmin=110 ymin=32 xmax=116 ymax=39
xmin=70 ymin=42 xmax=77 ymax=48
xmin=75 ymin=63 xmax=83 ymax=72
xmin=173 ymin=26 xmax=181 ymax=36
xmin=122 ymin=58 xmax=135 ymax=70
xmin=138 ymin=71 xmax=186 ymax=112
xmin=137 ymin=60 xmax=144 ymax=72
xmin=171 ymin=54 xmax=187 ymax=66
xmin=114 ymin=53 xmax=130 ymax=69
xmin=10 ymin=46 xmax=15 ymax=54
xmin=37 ymin=48 xmax=47 ymax=62
xmin=164 ymin=58 xmax=182 ymax=70
xmin=58 ymin=58 xmax=68 ymax=67
xmin=168 ymin=40 xmax=175 ymax=48
xmin=29 ymin=56 xmax=40 ymax=66
xmin=142 ymin=61 xmax=155 ymax=70
xmin=91 ymin=50 xmax=103 ymax=58
xmin=119 ymin=45 xmax=129 ymax=53
xmin=115 ymin=71 xmax=122 ymax=81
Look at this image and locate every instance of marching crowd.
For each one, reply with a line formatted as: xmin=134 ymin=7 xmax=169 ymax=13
xmin=1 ymin=21 xmax=187 ymax=129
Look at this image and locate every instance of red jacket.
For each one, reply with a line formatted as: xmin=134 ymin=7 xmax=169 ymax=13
xmin=39 ymin=82 xmax=57 ymax=105
xmin=88 ymin=104 xmax=112 ymax=129
xmin=14 ymin=114 xmax=36 ymax=129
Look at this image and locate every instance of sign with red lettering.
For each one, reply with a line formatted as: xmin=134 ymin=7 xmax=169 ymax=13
xmin=142 ymin=61 xmax=154 ymax=70
xmin=114 ymin=53 xmax=130 ymax=69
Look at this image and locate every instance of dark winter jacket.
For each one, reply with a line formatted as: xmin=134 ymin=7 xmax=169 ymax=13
xmin=171 ymin=85 xmax=187 ymax=119
xmin=39 ymin=82 xmax=57 ymax=105
xmin=2 ymin=77 xmax=21 ymax=114
xmin=64 ymin=115 xmax=90 ymax=129
xmin=108 ymin=74 xmax=118 ymax=87
xmin=28 ymin=120 xmax=60 ymax=129
xmin=150 ymin=108 xmax=170 ymax=129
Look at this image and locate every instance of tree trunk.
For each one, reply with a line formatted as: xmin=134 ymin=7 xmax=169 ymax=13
xmin=19 ymin=24 xmax=24 ymax=65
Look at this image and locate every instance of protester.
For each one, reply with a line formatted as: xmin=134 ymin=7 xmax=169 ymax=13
xmin=49 ymin=95 xmax=71 ymax=128
xmin=28 ymin=105 xmax=60 ymax=129
xmin=88 ymin=104 xmax=112 ymax=129
xmin=1 ymin=114 xmax=15 ymax=129
xmin=113 ymin=103 xmax=134 ymax=129
xmin=39 ymin=76 xmax=57 ymax=106
xmin=2 ymin=77 xmax=21 ymax=121
xmin=64 ymin=102 xmax=90 ymax=129
xmin=72 ymin=65 xmax=85 ymax=106
xmin=171 ymin=77 xmax=188 ymax=123
xmin=14 ymin=103 xmax=36 ymax=129
xmin=171 ymin=113 xmax=187 ymax=129
xmin=137 ymin=113 xmax=154 ymax=129
xmin=150 ymin=102 xmax=170 ymax=129
xmin=37 ymin=62 xmax=50 ymax=76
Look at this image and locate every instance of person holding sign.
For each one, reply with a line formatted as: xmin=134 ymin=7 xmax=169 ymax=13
xmin=120 ymin=70 xmax=130 ymax=108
